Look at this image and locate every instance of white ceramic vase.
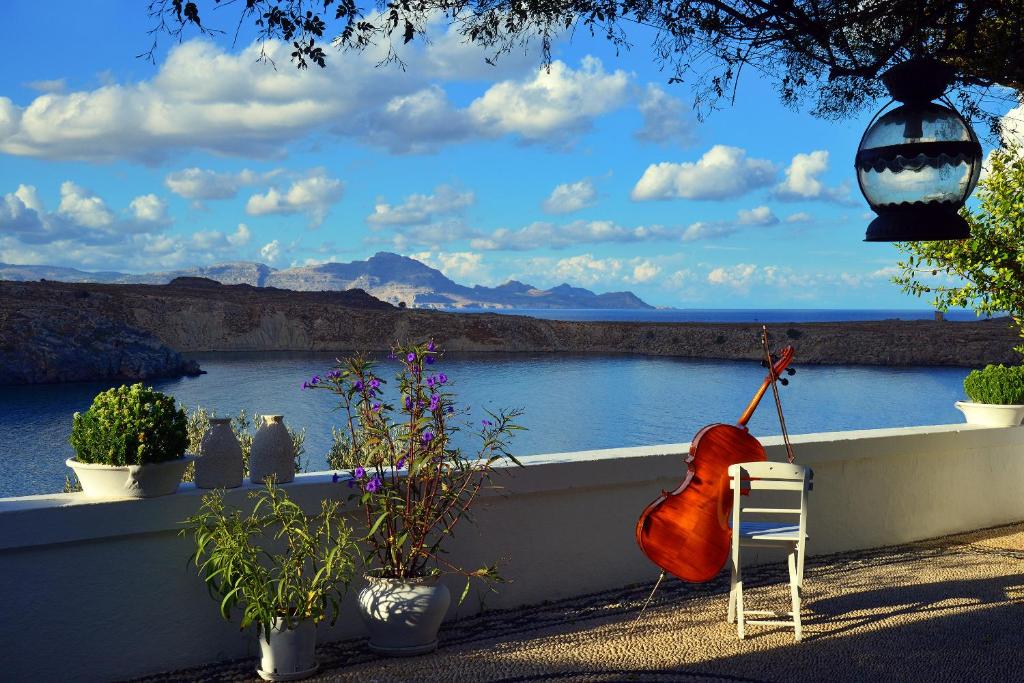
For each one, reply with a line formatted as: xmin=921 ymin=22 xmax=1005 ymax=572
xmin=250 ymin=415 xmax=295 ymax=484
xmin=194 ymin=418 xmax=244 ymax=489
xmin=357 ymin=574 xmax=451 ymax=656
xmin=66 ymin=456 xmax=195 ymax=498
xmin=256 ymin=618 xmax=318 ymax=681
xmin=955 ymin=401 xmax=1024 ymax=427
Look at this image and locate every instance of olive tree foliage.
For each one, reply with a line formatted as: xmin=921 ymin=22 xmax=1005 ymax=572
xmin=894 ymin=146 xmax=1024 ymax=353
xmin=143 ymin=1 xmax=1022 ymax=131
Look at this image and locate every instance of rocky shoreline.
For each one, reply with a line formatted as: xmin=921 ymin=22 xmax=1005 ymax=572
xmin=1 ymin=278 xmax=1020 ymax=385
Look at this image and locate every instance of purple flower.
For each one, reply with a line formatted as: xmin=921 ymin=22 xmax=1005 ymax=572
xmin=372 ymin=402 xmax=382 ymax=412
xmin=354 ymin=380 xmax=364 ymax=392
xmin=301 ymin=381 xmax=310 ymax=390
xmin=427 ymin=376 xmax=436 ymax=388
xmin=429 ymin=394 xmax=440 ymax=411
xmin=482 ymin=419 xmax=492 ymax=427
xmin=427 ymin=340 xmax=436 ymax=352
xmin=331 ymin=472 xmax=339 ymax=484
xmin=407 ymin=352 xmax=416 ymax=363
xmin=366 ymin=476 xmax=382 ymax=493
xmin=327 ymin=370 xmax=342 ymax=380
xmin=353 ymin=466 xmax=366 ymax=479
xmin=422 ymin=431 xmax=435 ymax=443
xmin=369 ymin=378 xmax=381 ymax=390
xmin=447 ymin=406 xmax=454 ymax=414
xmin=395 ymin=456 xmax=407 ymax=470
xmin=425 ymin=355 xmax=435 ymax=365
xmin=404 ymin=396 xmax=413 ymax=410
xmin=438 ymin=373 xmax=448 ymax=384
xmin=347 ymin=479 xmax=355 ymax=488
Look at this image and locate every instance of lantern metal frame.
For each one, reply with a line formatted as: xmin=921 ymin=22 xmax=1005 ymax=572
xmin=855 ymin=59 xmax=983 ymax=242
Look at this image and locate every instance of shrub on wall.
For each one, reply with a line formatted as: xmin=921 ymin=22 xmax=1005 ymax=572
xmin=964 ymin=364 xmax=1024 ymax=405
xmin=70 ymin=384 xmax=187 ymax=466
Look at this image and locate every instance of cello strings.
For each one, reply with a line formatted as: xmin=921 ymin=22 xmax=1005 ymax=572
xmin=762 ymin=326 xmax=796 ymax=464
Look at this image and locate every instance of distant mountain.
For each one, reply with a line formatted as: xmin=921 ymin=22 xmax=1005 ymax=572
xmin=0 ymin=252 xmax=655 ymax=310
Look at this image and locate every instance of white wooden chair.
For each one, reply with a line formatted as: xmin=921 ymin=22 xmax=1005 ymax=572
xmin=727 ymin=461 xmax=813 ymax=642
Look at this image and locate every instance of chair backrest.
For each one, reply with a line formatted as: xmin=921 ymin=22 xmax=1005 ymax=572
xmin=728 ymin=462 xmax=813 ymax=540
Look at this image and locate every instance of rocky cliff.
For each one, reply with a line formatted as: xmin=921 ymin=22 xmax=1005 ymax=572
xmin=1 ymin=279 xmax=1020 ymax=385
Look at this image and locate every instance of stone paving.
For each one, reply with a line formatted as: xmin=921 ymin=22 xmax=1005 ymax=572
xmin=132 ymin=523 xmax=1024 ymax=682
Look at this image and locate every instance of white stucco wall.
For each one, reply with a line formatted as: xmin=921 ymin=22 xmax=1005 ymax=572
xmin=0 ymin=423 xmax=1021 ymax=681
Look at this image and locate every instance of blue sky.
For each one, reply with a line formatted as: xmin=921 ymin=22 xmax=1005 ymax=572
xmin=0 ymin=4 xmax=1018 ymax=308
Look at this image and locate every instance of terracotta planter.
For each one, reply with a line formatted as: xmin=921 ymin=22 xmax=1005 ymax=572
xmin=955 ymin=401 xmax=1024 ymax=427
xmin=256 ymin=618 xmax=318 ymax=681
xmin=250 ymin=415 xmax=295 ymax=484
xmin=195 ymin=418 xmax=243 ymax=489
xmin=357 ymin=574 xmax=451 ymax=656
xmin=66 ymin=455 xmax=195 ymax=498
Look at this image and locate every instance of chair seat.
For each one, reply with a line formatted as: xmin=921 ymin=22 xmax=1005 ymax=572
xmin=736 ymin=521 xmax=805 ymax=542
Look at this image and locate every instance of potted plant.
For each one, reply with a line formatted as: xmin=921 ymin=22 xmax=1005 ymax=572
xmin=67 ymin=383 xmax=194 ymax=498
xmin=306 ymin=340 xmax=523 ymax=656
xmin=955 ymin=364 xmax=1024 ymax=427
xmin=182 ymin=482 xmax=357 ymax=681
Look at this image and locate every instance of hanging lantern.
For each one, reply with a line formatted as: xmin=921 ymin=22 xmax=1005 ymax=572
xmin=855 ymin=58 xmax=983 ymax=241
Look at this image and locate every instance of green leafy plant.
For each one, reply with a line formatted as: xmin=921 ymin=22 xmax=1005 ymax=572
xmin=182 ymin=481 xmax=357 ymax=641
xmin=69 ymin=383 xmax=187 ymax=466
xmin=894 ymin=145 xmax=1024 ymax=354
xmin=306 ymin=341 xmax=523 ymax=602
xmin=963 ymin=364 xmax=1024 ymax=405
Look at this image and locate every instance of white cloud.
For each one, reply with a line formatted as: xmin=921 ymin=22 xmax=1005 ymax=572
xmin=471 ymin=219 xmax=675 ymax=251
xmin=410 ymin=250 xmax=489 ymax=282
xmin=165 ymin=167 xmax=275 ymax=201
xmin=58 ymin=181 xmax=114 ymax=228
xmin=0 ymin=181 xmax=259 ymax=271
xmin=227 ymin=223 xmax=251 ymax=247
xmin=735 ymin=206 xmax=779 ymax=226
xmin=633 ymin=84 xmax=696 ymax=146
xmin=629 ymin=259 xmax=661 ymax=283
xmin=548 ymin=253 xmax=623 ymax=286
xmin=26 ymin=79 xmax=66 ymax=93
xmin=1003 ymin=105 xmax=1024 ymax=151
xmin=631 ymin=145 xmax=777 ymax=201
xmin=468 ymin=57 xmax=631 ymax=144
xmin=260 ymin=240 xmax=281 ymax=263
xmin=245 ymin=172 xmax=344 ymax=227
xmin=367 ymin=185 xmax=474 ymax=226
xmin=542 ymin=179 xmax=598 ymax=214
xmin=773 ymin=150 xmax=854 ymax=203
xmin=707 ymin=264 xmax=758 ymax=289
xmin=785 ymin=212 xmax=813 ymax=223
xmin=129 ymin=194 xmax=169 ymax=224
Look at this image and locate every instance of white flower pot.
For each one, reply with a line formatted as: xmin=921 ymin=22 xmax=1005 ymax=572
xmin=195 ymin=418 xmax=243 ymax=489
xmin=357 ymin=574 xmax=451 ymax=656
xmin=256 ymin=618 xmax=318 ymax=681
xmin=66 ymin=455 xmax=195 ymax=498
xmin=250 ymin=415 xmax=295 ymax=485
xmin=955 ymin=401 xmax=1024 ymax=427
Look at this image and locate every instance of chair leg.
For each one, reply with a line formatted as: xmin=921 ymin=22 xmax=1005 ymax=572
xmin=736 ymin=567 xmax=745 ymax=640
xmin=728 ymin=557 xmax=737 ymax=624
xmin=788 ymin=550 xmax=802 ymax=643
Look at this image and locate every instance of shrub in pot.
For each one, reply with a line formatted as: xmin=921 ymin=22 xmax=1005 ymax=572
xmin=306 ymin=340 xmax=523 ymax=656
xmin=67 ymin=383 xmax=193 ymax=498
xmin=182 ymin=482 xmax=357 ymax=681
xmin=956 ymin=364 xmax=1024 ymax=427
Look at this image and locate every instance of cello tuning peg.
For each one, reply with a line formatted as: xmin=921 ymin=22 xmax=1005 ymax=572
xmin=786 ymin=368 xmax=796 ymax=376
xmin=780 ymin=378 xmax=789 ymax=386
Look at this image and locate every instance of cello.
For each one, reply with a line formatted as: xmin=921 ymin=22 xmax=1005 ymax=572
xmin=635 ymin=343 xmax=795 ymax=583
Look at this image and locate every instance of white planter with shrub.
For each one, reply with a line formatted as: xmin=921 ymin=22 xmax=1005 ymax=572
xmin=67 ymin=384 xmax=192 ymax=498
xmin=956 ymin=364 xmax=1024 ymax=427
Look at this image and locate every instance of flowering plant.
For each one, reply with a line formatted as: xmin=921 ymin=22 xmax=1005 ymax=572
xmin=306 ymin=341 xmax=522 ymax=594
